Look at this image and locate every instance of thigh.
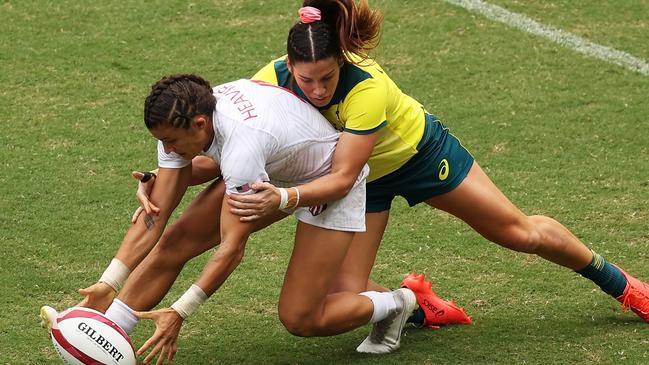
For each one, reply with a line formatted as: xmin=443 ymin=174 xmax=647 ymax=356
xmin=330 ymin=211 xmax=390 ymax=293
xmin=279 ymin=222 xmax=354 ymax=315
xmin=425 ymin=161 xmax=529 ymax=243
xmin=163 ymin=179 xmax=287 ymax=257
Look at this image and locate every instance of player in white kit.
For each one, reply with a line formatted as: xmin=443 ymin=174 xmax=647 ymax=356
xmin=41 ymin=74 xmax=417 ymax=364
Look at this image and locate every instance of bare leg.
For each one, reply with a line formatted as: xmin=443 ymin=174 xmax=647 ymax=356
xmin=120 ymin=180 xmax=286 ymax=310
xmin=426 ymin=161 xmax=592 ymax=269
xmin=330 ymin=211 xmax=390 ymax=294
xmin=278 ymin=222 xmax=374 ymax=337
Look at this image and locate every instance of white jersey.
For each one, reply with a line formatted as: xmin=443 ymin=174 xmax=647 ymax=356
xmin=157 ymin=79 xmax=367 ymax=232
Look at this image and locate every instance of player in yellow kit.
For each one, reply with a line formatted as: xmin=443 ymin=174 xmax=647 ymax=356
xmin=227 ymin=0 xmax=649 ymax=352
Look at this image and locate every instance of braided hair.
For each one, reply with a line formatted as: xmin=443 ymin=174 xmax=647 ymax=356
xmin=143 ymin=74 xmax=215 ymax=130
xmin=287 ymin=0 xmax=382 ymax=64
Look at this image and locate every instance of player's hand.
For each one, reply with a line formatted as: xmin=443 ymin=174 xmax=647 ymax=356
xmin=134 ymin=308 xmax=184 ymax=365
xmin=77 ymin=282 xmax=116 ymax=313
xmin=227 ymin=182 xmax=280 ymax=222
xmin=131 ymin=170 xmax=160 ymax=224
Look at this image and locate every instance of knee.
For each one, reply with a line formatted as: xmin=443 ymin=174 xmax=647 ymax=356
xmin=278 ymin=307 xmax=320 ymax=337
xmin=489 ymin=215 xmax=543 ymax=254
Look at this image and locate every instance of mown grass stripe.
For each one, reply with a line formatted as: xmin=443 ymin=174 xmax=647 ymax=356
xmin=444 ymin=0 xmax=649 ymax=75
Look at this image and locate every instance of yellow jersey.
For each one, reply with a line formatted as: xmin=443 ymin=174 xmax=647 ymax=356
xmin=252 ymin=55 xmax=426 ymax=182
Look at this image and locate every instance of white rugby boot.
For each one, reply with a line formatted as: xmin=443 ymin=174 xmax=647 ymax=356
xmin=39 ymin=305 xmax=59 ymax=333
xmin=356 ymin=288 xmax=417 ymax=354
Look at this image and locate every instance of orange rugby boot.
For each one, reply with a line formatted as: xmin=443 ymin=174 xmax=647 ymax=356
xmin=616 ymin=269 xmax=649 ymax=322
xmin=401 ymin=272 xmax=472 ymax=328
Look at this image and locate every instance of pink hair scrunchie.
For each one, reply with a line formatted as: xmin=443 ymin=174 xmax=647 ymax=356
xmin=299 ymin=6 xmax=321 ymax=24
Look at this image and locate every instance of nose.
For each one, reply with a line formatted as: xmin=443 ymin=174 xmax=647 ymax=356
xmin=313 ymin=82 xmax=327 ymax=97
xmin=162 ymin=142 xmax=174 ymax=154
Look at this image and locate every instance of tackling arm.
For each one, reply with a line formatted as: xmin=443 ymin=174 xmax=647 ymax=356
xmin=289 ymin=131 xmax=377 ymax=206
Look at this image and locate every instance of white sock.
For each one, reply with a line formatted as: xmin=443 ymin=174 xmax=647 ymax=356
xmin=105 ymin=299 xmax=138 ymax=334
xmin=359 ymin=291 xmax=397 ymax=323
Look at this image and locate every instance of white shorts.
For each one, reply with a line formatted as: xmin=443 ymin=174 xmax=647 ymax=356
xmin=291 ymin=165 xmax=368 ymax=232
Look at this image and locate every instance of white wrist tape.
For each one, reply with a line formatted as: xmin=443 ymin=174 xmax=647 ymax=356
xmin=292 ymin=187 xmax=301 ymax=208
xmin=171 ymin=284 xmax=208 ymax=319
xmin=98 ymin=258 xmax=131 ymax=292
xmin=278 ymin=188 xmax=289 ymax=210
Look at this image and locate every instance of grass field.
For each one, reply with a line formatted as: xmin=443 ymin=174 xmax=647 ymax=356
xmin=1 ymin=0 xmax=648 ymax=364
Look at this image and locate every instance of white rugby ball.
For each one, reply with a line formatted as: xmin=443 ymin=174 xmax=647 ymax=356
xmin=50 ymin=307 xmax=136 ymax=365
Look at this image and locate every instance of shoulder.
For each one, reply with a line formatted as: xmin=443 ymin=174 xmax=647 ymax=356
xmin=252 ymin=56 xmax=291 ymax=87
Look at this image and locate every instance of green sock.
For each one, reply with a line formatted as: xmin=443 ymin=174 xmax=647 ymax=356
xmin=576 ymin=251 xmax=628 ymax=298
xmin=406 ymin=307 xmax=425 ymax=325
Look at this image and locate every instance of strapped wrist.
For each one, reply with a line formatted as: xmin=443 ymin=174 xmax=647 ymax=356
xmin=98 ymin=258 xmax=130 ymax=292
xmin=171 ymin=284 xmax=208 ymax=319
xmin=278 ymin=188 xmax=289 ymax=210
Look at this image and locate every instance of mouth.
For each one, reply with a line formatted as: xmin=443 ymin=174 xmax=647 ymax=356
xmin=311 ymin=96 xmax=329 ymax=105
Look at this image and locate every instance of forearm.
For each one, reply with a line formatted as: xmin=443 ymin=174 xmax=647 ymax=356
xmin=168 ymin=245 xmax=244 ymax=320
xmin=194 ymin=242 xmax=246 ymax=296
xmin=287 ymin=171 xmax=356 ymax=208
xmin=114 ymin=213 xmax=169 ymax=270
xmin=116 ymin=166 xmax=191 ymax=270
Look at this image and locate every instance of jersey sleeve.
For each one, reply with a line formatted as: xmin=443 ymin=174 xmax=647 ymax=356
xmin=341 ymin=78 xmax=388 ymax=134
xmin=219 ymin=125 xmax=278 ymax=195
xmin=251 ymin=61 xmax=279 ymax=85
xmin=157 ymin=140 xmax=191 ymax=168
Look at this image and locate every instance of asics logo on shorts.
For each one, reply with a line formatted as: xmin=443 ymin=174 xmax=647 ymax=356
xmin=438 ymin=159 xmax=449 ymax=181
xmin=309 ymin=204 xmax=328 ymax=216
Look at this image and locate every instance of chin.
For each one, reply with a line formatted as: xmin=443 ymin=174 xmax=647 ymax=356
xmin=311 ymin=99 xmax=330 ymax=107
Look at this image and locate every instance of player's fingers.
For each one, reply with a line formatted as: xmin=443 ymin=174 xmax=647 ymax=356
xmin=168 ymin=343 xmax=177 ymax=362
xmin=132 ymin=310 xmax=156 ymax=320
xmin=137 ymin=332 xmax=159 ymax=356
xmin=156 ymin=346 xmax=167 ymax=365
xmin=144 ymin=341 xmax=165 ymax=364
xmin=149 ymin=202 xmax=161 ymax=213
xmin=132 ymin=171 xmax=144 ymax=180
xmin=131 ymin=206 xmax=144 ymax=224
xmin=239 ymin=214 xmax=260 ymax=222
xmin=229 ymin=206 xmax=255 ymax=214
xmin=250 ymin=181 xmax=273 ymax=191
xmin=139 ymin=197 xmax=153 ymax=215
xmin=227 ymin=193 xmax=253 ymax=204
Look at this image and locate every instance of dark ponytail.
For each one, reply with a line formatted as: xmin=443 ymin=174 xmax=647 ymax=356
xmin=287 ymin=0 xmax=383 ymax=64
xmin=144 ymin=74 xmax=215 ymax=130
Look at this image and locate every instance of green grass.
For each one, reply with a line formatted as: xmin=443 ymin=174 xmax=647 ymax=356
xmin=1 ymin=0 xmax=648 ymax=364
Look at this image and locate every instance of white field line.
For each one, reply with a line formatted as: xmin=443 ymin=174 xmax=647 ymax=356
xmin=443 ymin=0 xmax=649 ymax=76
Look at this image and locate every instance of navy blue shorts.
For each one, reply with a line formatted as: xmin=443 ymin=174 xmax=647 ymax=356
xmin=366 ymin=114 xmax=474 ymax=213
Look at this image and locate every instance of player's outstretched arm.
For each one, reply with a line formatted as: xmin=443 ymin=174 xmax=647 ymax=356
xmin=79 ymin=165 xmax=192 ymax=312
xmin=228 ymin=131 xmax=378 ymax=221
xmin=134 ymin=196 xmax=253 ymax=364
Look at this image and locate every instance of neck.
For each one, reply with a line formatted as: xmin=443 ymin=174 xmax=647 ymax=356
xmin=202 ymin=122 xmax=215 ymax=151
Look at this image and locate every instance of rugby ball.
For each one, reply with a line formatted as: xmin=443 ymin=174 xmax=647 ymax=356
xmin=50 ymin=307 xmax=136 ymax=365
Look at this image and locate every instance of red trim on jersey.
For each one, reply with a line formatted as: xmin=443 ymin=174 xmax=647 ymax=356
xmin=250 ymin=79 xmax=307 ymax=103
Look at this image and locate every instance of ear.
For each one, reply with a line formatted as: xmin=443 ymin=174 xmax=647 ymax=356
xmin=286 ymin=57 xmax=294 ymax=74
xmin=192 ymin=115 xmax=209 ymax=130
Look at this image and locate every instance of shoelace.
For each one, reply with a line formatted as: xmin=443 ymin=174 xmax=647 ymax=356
xmin=621 ymin=281 xmax=649 ymax=316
